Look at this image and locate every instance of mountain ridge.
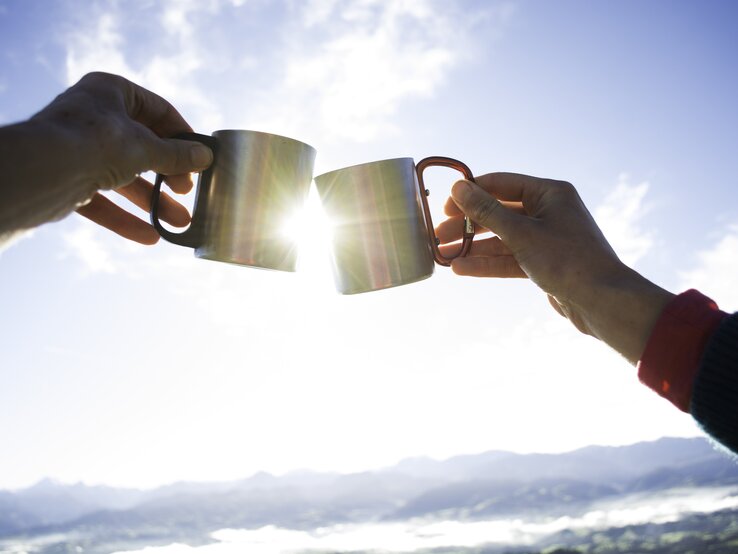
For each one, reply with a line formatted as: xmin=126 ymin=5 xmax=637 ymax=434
xmin=1 ymin=436 xmax=734 ymax=540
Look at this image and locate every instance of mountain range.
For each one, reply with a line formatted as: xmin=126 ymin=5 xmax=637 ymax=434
xmin=1 ymin=436 xmax=737 ymax=553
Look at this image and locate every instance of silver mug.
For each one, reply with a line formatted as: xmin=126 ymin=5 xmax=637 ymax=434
xmin=150 ymin=130 xmax=316 ymax=271
xmin=314 ymin=157 xmax=476 ymax=294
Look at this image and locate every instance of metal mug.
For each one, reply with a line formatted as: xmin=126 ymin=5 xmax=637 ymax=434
xmin=150 ymin=130 xmax=316 ymax=272
xmin=314 ymin=157 xmax=476 ymax=294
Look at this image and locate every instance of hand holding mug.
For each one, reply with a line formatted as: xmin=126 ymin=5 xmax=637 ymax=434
xmin=31 ymin=72 xmax=213 ymax=244
xmin=438 ymin=173 xmax=674 ymax=363
xmin=151 ymin=130 xmax=316 ymax=272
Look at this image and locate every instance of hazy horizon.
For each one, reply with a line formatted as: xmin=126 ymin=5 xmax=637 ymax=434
xmin=2 ymin=435 xmax=718 ymax=491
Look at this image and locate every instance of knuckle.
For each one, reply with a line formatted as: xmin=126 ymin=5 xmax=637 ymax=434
xmin=78 ymin=71 xmax=118 ymax=88
xmin=551 ymin=179 xmax=577 ymax=195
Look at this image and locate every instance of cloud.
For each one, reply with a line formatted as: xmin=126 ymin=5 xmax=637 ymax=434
xmin=247 ymin=0 xmax=484 ymax=144
xmin=62 ymin=0 xmax=484 ymax=144
xmin=109 ymin=486 xmax=738 ymax=554
xmin=64 ymin=1 xmax=223 ymax=131
xmin=65 ymin=11 xmax=131 ymax=81
xmin=594 ymin=173 xmax=654 ymax=267
xmin=61 ymin=223 xmax=117 ymax=274
xmin=679 ymin=224 xmax=738 ymax=312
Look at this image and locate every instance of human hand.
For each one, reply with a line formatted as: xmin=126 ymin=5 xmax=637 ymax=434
xmin=31 ymin=72 xmax=213 ymax=244
xmin=436 ymin=173 xmax=673 ymax=363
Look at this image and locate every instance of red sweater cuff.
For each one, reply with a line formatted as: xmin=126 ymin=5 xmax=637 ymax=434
xmin=637 ymin=289 xmax=728 ymax=412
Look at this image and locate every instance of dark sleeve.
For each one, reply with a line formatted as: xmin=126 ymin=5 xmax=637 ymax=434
xmin=691 ymin=312 xmax=738 ymax=454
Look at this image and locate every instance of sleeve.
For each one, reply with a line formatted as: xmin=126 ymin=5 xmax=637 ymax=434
xmin=691 ymin=313 xmax=738 ymax=453
xmin=637 ymin=289 xmax=728 ymax=413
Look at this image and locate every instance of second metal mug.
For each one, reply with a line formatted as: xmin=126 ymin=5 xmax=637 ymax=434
xmin=150 ymin=130 xmax=316 ymax=272
xmin=314 ymin=157 xmax=476 ymax=294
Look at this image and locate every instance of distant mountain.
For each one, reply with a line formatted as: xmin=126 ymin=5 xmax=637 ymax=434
xmin=1 ymin=436 xmax=735 ymax=548
xmin=0 ymin=491 xmax=40 ymax=535
xmin=385 ymin=437 xmax=724 ymax=484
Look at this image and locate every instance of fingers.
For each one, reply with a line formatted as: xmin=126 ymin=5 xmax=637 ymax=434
xmin=437 ymin=204 xmax=527 ymax=243
xmin=122 ymin=78 xmax=214 ymax=178
xmin=126 ymin=84 xmax=214 ymax=179
xmin=77 ymin=72 xmax=192 ymax=138
xmin=164 ymin=173 xmax=194 ymax=195
xmin=122 ymin=75 xmax=193 ymax=137
xmin=443 ymin=172 xmax=558 ymax=216
xmin=436 ymin=215 xmax=490 ymax=244
xmin=78 ymin=72 xmax=212 ymax=182
xmin=444 ymin=197 xmax=526 ymax=218
xmin=140 ymin=130 xmax=213 ymax=178
xmin=439 ymin=236 xmax=513 ymax=258
xmin=450 ymin=180 xmax=526 ymax=242
xmin=472 ymin=172 xmax=551 ymax=202
xmin=76 ymin=193 xmax=160 ymax=245
xmin=440 ymin=236 xmax=524 ymax=278
xmin=77 ymin=175 xmax=191 ymax=245
xmin=116 ymin=176 xmax=191 ymax=227
xmin=444 ymin=195 xmax=464 ymax=216
xmin=450 ymin=254 xmax=527 ymax=279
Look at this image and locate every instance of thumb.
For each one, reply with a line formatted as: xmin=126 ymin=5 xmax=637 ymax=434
xmin=145 ymin=136 xmax=213 ymax=176
xmin=451 ymin=179 xmax=521 ymax=240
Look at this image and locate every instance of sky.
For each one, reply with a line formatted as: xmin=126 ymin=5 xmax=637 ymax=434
xmin=0 ymin=0 xmax=737 ymax=490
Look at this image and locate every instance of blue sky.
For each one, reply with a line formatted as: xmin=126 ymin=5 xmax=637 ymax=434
xmin=0 ymin=0 xmax=737 ymax=489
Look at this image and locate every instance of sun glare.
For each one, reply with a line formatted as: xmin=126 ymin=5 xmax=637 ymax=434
xmin=281 ymin=186 xmax=335 ymax=288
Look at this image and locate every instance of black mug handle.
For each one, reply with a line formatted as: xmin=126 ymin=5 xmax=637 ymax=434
xmin=150 ymin=132 xmax=218 ymax=248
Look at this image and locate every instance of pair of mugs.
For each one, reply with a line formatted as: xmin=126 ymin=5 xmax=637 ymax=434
xmin=150 ymin=130 xmax=476 ymax=294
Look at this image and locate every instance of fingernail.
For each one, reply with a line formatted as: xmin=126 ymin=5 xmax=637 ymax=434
xmin=451 ymin=180 xmax=473 ymax=204
xmin=190 ymin=144 xmax=213 ymax=169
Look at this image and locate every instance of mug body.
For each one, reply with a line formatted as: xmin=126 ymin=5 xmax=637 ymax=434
xmin=195 ymin=130 xmax=316 ymax=271
xmin=314 ymin=158 xmax=435 ymax=294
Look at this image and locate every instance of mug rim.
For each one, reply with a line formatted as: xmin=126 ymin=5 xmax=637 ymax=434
xmin=211 ymin=129 xmax=316 ymax=153
xmin=314 ymin=157 xmax=414 ymax=181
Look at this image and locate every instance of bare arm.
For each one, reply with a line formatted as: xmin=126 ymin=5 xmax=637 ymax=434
xmin=437 ymin=174 xmax=674 ymax=364
xmin=0 ymin=72 xmax=212 ymax=245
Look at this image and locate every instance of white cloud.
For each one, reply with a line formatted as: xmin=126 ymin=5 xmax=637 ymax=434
xmin=594 ymin=173 xmax=654 ymax=267
xmin=248 ymin=0 xmax=477 ymax=143
xmin=61 ymin=0 xmax=498 ymax=152
xmin=64 ymin=2 xmax=223 ymax=131
xmin=679 ymin=224 xmax=738 ymax=312
xmin=111 ymin=486 xmax=738 ymax=554
xmin=65 ymin=11 xmax=132 ymax=82
xmin=62 ymin=223 xmax=117 ymax=274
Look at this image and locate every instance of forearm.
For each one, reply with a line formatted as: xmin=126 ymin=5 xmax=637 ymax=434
xmin=0 ymin=119 xmax=95 ymax=243
xmin=567 ymin=264 xmax=675 ymax=364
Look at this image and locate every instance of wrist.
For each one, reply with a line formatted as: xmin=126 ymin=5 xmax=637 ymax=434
xmin=28 ymin=116 xmax=98 ymax=201
xmin=0 ymin=118 xmax=97 ymax=236
xmin=567 ymin=262 xmax=675 ymax=363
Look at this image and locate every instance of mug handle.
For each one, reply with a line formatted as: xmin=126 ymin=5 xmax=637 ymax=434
xmin=416 ymin=157 xmax=476 ymax=267
xmin=150 ymin=132 xmax=218 ymax=248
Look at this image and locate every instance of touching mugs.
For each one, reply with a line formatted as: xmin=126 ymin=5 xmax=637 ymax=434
xmin=150 ymin=130 xmax=316 ymax=272
xmin=314 ymin=157 xmax=476 ymax=294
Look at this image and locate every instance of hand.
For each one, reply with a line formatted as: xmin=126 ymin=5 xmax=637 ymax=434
xmin=31 ymin=72 xmax=213 ymax=244
xmin=436 ymin=173 xmax=674 ymax=363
